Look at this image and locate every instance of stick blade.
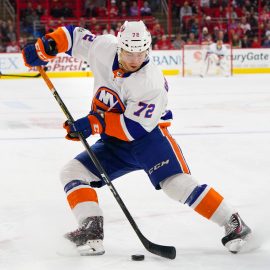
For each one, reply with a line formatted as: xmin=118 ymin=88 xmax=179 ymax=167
xmin=148 ymin=242 xmax=176 ymax=259
xmin=142 ymin=237 xmax=176 ymax=259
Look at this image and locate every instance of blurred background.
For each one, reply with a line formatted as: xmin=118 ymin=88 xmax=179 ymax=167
xmin=1 ymin=0 xmax=270 ymax=53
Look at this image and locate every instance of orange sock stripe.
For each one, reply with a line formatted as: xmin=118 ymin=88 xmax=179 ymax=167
xmin=104 ymin=113 xmax=129 ymax=141
xmin=46 ymin=27 xmax=69 ymax=53
xmin=194 ymin=188 xmax=224 ymax=219
xmin=160 ymin=127 xmax=190 ymax=174
xmin=67 ymin=187 xmax=98 ymax=209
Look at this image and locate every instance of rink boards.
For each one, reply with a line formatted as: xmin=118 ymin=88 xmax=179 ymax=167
xmin=1 ymin=48 xmax=270 ymax=78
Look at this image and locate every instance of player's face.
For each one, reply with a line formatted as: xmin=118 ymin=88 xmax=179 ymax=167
xmin=120 ymin=50 xmax=147 ymax=72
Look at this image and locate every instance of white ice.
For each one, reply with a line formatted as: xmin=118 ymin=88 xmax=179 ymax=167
xmin=0 ymin=75 xmax=270 ymax=270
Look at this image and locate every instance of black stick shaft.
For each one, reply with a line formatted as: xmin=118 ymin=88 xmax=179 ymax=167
xmin=0 ymin=72 xmax=41 ymax=78
xmin=0 ymin=67 xmax=47 ymax=78
xmin=37 ymin=66 xmax=176 ymax=259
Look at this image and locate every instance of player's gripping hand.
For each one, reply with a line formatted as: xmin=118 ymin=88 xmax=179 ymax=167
xmin=22 ymin=37 xmax=58 ymax=67
xmin=63 ymin=112 xmax=105 ymax=141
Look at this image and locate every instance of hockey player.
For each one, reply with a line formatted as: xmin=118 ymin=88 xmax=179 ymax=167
xmin=200 ymin=40 xmax=230 ymax=77
xmin=22 ymin=21 xmax=251 ymax=256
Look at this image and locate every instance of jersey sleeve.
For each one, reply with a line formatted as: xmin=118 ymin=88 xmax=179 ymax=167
xmin=45 ymin=25 xmax=116 ymax=66
xmin=103 ymin=73 xmax=168 ymax=141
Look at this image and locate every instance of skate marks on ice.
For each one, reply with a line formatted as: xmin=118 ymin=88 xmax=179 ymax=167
xmin=1 ymin=76 xmax=270 ymax=270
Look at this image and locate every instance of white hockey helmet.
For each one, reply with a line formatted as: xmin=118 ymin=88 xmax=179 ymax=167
xmin=117 ymin=21 xmax=152 ymax=52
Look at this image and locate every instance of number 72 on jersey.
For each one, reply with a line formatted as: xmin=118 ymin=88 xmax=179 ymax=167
xmin=134 ymin=102 xmax=155 ymax=118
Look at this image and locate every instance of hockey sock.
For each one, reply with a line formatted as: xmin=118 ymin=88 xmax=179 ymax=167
xmin=185 ymin=184 xmax=233 ymax=226
xmin=64 ymin=180 xmax=103 ymax=224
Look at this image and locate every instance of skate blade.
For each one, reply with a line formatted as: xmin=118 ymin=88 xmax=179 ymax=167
xmin=77 ymin=243 xmax=105 ymax=256
xmin=225 ymin=233 xmax=252 ymax=254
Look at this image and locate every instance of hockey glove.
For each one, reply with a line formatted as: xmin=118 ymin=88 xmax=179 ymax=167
xmin=22 ymin=36 xmax=58 ymax=67
xmin=63 ymin=112 xmax=105 ymax=141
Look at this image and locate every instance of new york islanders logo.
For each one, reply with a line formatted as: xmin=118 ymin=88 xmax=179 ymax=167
xmin=92 ymin=87 xmax=125 ymax=113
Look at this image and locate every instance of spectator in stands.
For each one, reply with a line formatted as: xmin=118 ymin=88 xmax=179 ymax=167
xmin=151 ymin=22 xmax=165 ymax=45
xmin=210 ymin=0 xmax=219 ymax=8
xmin=93 ymin=24 xmax=103 ymax=36
xmin=264 ymin=21 xmax=270 ymax=37
xmin=179 ymin=1 xmax=193 ymax=30
xmin=214 ymin=6 xmax=226 ymax=18
xmin=119 ymin=1 xmax=128 ymax=17
xmin=234 ymin=22 xmax=244 ymax=39
xmin=36 ymin=4 xmax=44 ymax=18
xmin=51 ymin=0 xmax=62 ymax=18
xmin=0 ymin=39 xmax=5 ymax=52
xmin=225 ymin=6 xmax=238 ymax=19
xmin=246 ymin=9 xmax=258 ymax=30
xmin=21 ymin=2 xmax=36 ymax=34
xmin=5 ymin=20 xmax=16 ymax=44
xmin=243 ymin=0 xmax=253 ymax=12
xmin=0 ymin=20 xmax=10 ymax=45
xmin=115 ymin=22 xmax=122 ymax=36
xmin=202 ymin=15 xmax=214 ymax=33
xmin=62 ymin=2 xmax=74 ymax=18
xmin=141 ymin=1 xmax=152 ymax=16
xmin=251 ymin=36 xmax=261 ymax=48
xmin=102 ymin=25 xmax=115 ymax=35
xmin=228 ymin=18 xmax=238 ymax=36
xmin=240 ymin=16 xmax=251 ymax=36
xmin=172 ymin=33 xmax=186 ymax=49
xmin=6 ymin=40 xmax=20 ymax=53
xmin=186 ymin=32 xmax=198 ymax=44
xmin=148 ymin=0 xmax=160 ymax=12
xmin=23 ymin=2 xmax=34 ymax=17
xmin=40 ymin=8 xmax=51 ymax=21
xmin=201 ymin=0 xmax=210 ymax=7
xmin=45 ymin=20 xmax=56 ymax=33
xmin=130 ymin=1 xmax=139 ymax=16
xmin=89 ymin=18 xmax=98 ymax=31
xmin=259 ymin=5 xmax=270 ymax=22
xmin=262 ymin=34 xmax=270 ymax=48
xmin=154 ymin=34 xmax=174 ymax=50
xmin=231 ymin=33 xmax=242 ymax=48
xmin=241 ymin=34 xmax=251 ymax=48
xmin=78 ymin=18 xmax=86 ymax=28
xmin=109 ymin=0 xmax=119 ymax=18
xmin=97 ymin=3 xmax=107 ymax=17
xmin=84 ymin=0 xmax=99 ymax=17
xmin=201 ymin=27 xmax=212 ymax=44
xmin=234 ymin=0 xmax=244 ymax=6
xmin=188 ymin=17 xmax=199 ymax=38
xmin=211 ymin=26 xmax=220 ymax=42
xmin=172 ymin=0 xmax=182 ymax=19
xmin=19 ymin=36 xmax=28 ymax=48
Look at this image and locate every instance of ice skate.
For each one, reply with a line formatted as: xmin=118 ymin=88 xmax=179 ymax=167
xmin=222 ymin=213 xmax=251 ymax=254
xmin=65 ymin=216 xmax=105 ymax=256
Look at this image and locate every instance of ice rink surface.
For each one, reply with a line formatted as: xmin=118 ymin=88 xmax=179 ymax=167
xmin=0 ymin=75 xmax=270 ymax=270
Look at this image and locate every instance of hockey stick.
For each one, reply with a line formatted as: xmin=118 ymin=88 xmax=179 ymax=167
xmin=0 ymin=67 xmax=47 ymax=78
xmin=37 ymin=66 xmax=176 ymax=260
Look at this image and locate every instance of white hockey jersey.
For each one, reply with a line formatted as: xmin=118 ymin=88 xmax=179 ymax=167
xmin=46 ymin=26 xmax=169 ymax=142
xmin=206 ymin=42 xmax=228 ymax=58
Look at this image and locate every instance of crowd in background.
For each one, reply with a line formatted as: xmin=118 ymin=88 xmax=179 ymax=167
xmin=1 ymin=0 xmax=270 ymax=53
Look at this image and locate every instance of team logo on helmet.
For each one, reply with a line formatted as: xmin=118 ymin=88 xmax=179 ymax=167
xmin=119 ymin=25 xmax=125 ymax=32
xmin=117 ymin=20 xmax=152 ymax=52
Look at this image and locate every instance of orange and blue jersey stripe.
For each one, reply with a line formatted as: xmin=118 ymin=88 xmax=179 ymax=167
xmin=159 ymin=126 xmax=190 ymax=174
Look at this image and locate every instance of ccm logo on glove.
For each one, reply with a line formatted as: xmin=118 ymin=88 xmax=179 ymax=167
xmin=63 ymin=112 xmax=105 ymax=141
